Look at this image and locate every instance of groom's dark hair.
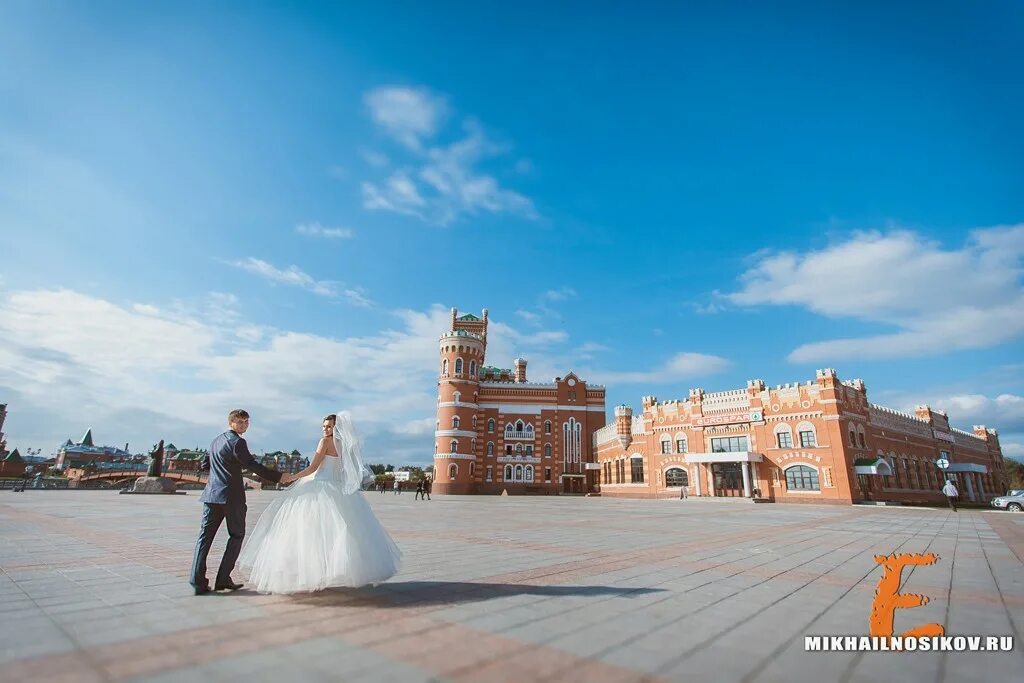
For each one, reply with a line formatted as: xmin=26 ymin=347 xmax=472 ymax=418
xmin=228 ymin=409 xmax=250 ymax=422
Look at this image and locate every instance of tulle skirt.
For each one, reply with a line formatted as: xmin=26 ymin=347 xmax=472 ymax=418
xmin=238 ymin=478 xmax=402 ymax=594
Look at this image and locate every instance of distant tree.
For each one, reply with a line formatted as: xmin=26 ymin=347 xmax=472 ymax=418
xmin=369 ymin=463 xmax=386 ymax=475
xmin=1005 ymin=459 xmax=1024 ymax=490
xmin=385 ymin=464 xmax=394 ymax=473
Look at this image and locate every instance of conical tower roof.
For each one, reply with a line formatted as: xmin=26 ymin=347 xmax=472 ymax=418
xmin=5 ymin=448 xmax=23 ymax=462
xmin=80 ymin=429 xmax=94 ymax=447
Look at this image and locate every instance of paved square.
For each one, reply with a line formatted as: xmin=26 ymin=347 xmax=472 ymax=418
xmin=1 ymin=492 xmax=1022 ymax=682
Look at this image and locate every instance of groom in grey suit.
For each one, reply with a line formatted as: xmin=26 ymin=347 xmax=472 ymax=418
xmin=189 ymin=409 xmax=294 ymax=595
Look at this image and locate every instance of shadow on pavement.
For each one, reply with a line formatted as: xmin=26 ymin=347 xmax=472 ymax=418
xmin=256 ymin=580 xmax=667 ymax=607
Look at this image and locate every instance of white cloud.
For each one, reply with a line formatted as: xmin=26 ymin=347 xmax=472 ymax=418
xmin=584 ymin=352 xmax=731 ymax=386
xmin=295 ymin=222 xmax=354 ymax=239
xmin=360 ymin=149 xmax=390 ymax=168
xmin=726 ymin=225 xmax=1024 ymax=362
xmin=364 ymin=86 xmax=446 ymax=151
xmin=361 ymin=90 xmax=537 ymax=226
xmin=227 ymin=257 xmax=370 ymax=306
xmin=0 ymin=289 xmax=452 ymax=464
xmin=1002 ymin=442 xmax=1024 ymax=460
xmin=515 ymin=309 xmax=542 ymax=325
xmin=543 ymin=287 xmax=577 ymax=302
xmin=893 ymin=392 xmax=1024 ymax=434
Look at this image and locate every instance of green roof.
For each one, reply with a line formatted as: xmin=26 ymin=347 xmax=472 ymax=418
xmin=458 ymin=313 xmax=481 ymax=321
xmin=5 ymin=448 xmax=23 ymax=462
xmin=80 ymin=429 xmax=94 ymax=447
xmin=854 ymin=457 xmax=881 ymax=467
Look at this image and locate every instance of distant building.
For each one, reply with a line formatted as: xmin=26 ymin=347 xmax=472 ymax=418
xmin=55 ymin=429 xmax=134 ymax=470
xmin=594 ymin=369 xmax=1006 ymax=505
xmin=1 ymin=448 xmax=26 ymax=477
xmin=433 ymin=308 xmax=607 ymax=495
xmin=392 ymin=471 xmax=411 ymax=482
xmin=258 ymin=450 xmax=310 ymax=475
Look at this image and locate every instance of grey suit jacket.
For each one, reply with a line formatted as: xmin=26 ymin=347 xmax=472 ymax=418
xmin=200 ymin=430 xmax=282 ymax=505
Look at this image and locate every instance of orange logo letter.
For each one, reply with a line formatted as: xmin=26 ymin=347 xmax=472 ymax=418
xmin=870 ymin=552 xmax=944 ymax=639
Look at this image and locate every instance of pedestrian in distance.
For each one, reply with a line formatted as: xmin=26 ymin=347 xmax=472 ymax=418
xmin=942 ymin=479 xmax=959 ymax=512
xmin=414 ymin=479 xmax=424 ymax=500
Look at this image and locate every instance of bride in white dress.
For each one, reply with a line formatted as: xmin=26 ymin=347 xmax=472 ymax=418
xmin=238 ymin=412 xmax=402 ymax=594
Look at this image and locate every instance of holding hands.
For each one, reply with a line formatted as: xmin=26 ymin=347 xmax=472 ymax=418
xmin=280 ymin=473 xmax=296 ymax=485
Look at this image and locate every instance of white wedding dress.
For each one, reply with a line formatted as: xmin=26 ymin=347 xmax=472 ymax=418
xmin=238 ymin=416 xmax=401 ymax=594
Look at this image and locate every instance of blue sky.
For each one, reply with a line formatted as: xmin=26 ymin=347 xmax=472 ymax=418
xmin=1 ymin=1 xmax=1022 ymax=464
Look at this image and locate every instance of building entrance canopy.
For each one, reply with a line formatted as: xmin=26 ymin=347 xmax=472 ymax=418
xmin=854 ymin=457 xmax=894 ymax=476
xmin=944 ymin=463 xmax=988 ymax=474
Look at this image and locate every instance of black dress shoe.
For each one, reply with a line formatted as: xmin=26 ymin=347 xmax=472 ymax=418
xmin=215 ymin=581 xmax=244 ymax=591
xmin=193 ymin=585 xmax=211 ymax=596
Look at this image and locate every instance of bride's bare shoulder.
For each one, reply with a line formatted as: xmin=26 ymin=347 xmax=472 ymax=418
xmin=319 ymin=436 xmax=339 ymax=456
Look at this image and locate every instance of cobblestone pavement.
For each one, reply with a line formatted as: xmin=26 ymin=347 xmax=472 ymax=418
xmin=1 ymin=492 xmax=1022 ymax=682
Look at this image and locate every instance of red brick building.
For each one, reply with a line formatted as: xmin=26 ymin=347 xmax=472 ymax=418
xmin=594 ymin=368 xmax=1006 ymax=505
xmin=433 ymin=309 xmax=607 ymax=495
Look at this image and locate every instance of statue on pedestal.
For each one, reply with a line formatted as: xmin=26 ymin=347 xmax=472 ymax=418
xmin=121 ymin=438 xmax=182 ymax=495
xmin=147 ymin=440 xmax=164 ymax=477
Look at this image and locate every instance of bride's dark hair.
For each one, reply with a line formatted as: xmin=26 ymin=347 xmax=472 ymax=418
xmin=323 ymin=414 xmax=337 ymax=424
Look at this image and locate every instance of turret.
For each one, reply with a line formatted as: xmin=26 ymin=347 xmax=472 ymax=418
xmin=615 ymin=405 xmax=633 ymax=450
xmin=514 ymin=358 xmax=528 ymax=383
xmin=815 ymin=368 xmax=838 ymax=389
xmin=433 ymin=309 xmax=488 ymax=495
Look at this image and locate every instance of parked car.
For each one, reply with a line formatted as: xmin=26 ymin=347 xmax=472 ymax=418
xmin=991 ymin=491 xmax=1024 ymax=512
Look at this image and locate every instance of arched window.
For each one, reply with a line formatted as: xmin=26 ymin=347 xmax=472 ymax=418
xmin=660 ymin=436 xmax=671 ymax=454
xmin=774 ymin=423 xmax=793 ymax=449
xmin=514 ymin=464 xmax=523 ymax=481
xmin=504 ymin=465 xmax=513 ymax=480
xmin=525 ymin=466 xmax=534 ymax=483
xmin=796 ymin=422 xmax=817 ymax=448
xmin=487 ymin=419 xmax=495 ymax=433
xmin=515 ymin=419 xmax=525 ymax=432
xmin=857 ymin=427 xmax=866 ymax=448
xmin=784 ymin=465 xmax=819 ymax=491
xmin=544 ymin=443 xmax=552 ymax=458
xmin=505 ymin=424 xmax=514 ymax=435
xmin=630 ymin=454 xmax=645 ymax=483
xmin=449 ymin=440 xmax=458 ymax=453
xmin=469 ymin=360 xmax=476 ymax=377
xmin=665 ymin=467 xmax=689 ymax=488
xmin=472 ymin=415 xmax=477 ymax=429
xmin=454 ymin=358 xmax=464 ymax=374
xmin=442 ymin=359 xmax=449 ymax=375
xmin=515 ymin=444 xmax=523 ymax=454
xmin=675 ymin=435 xmax=688 ymax=454
xmin=544 ymin=420 xmax=552 ymax=434
xmin=471 ymin=437 xmax=476 ymax=453
xmin=525 ymin=445 xmax=533 ymax=456
xmin=452 ymin=391 xmax=461 ymax=403
xmin=448 ymin=463 xmax=458 ymax=479
xmin=469 ymin=461 xmax=475 ymax=476
xmin=487 ymin=442 xmax=494 ymax=456
xmin=525 ymin=423 xmax=534 ymax=434
xmin=849 ymin=428 xmax=857 ymax=447
xmin=452 ymin=416 xmax=460 ymax=429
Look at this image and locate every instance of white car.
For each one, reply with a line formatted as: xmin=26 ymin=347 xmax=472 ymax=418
xmin=991 ymin=491 xmax=1024 ymax=512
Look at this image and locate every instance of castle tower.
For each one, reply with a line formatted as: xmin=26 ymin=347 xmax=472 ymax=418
xmin=514 ymin=358 xmax=528 ymax=383
xmin=433 ymin=308 xmax=487 ymax=495
xmin=0 ymin=404 xmax=7 ymax=459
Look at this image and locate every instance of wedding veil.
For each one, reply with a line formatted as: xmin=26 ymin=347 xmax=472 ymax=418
xmin=331 ymin=411 xmax=374 ymax=494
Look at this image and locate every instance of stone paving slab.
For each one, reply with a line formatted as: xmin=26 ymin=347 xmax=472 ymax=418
xmin=0 ymin=492 xmax=1022 ymax=682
